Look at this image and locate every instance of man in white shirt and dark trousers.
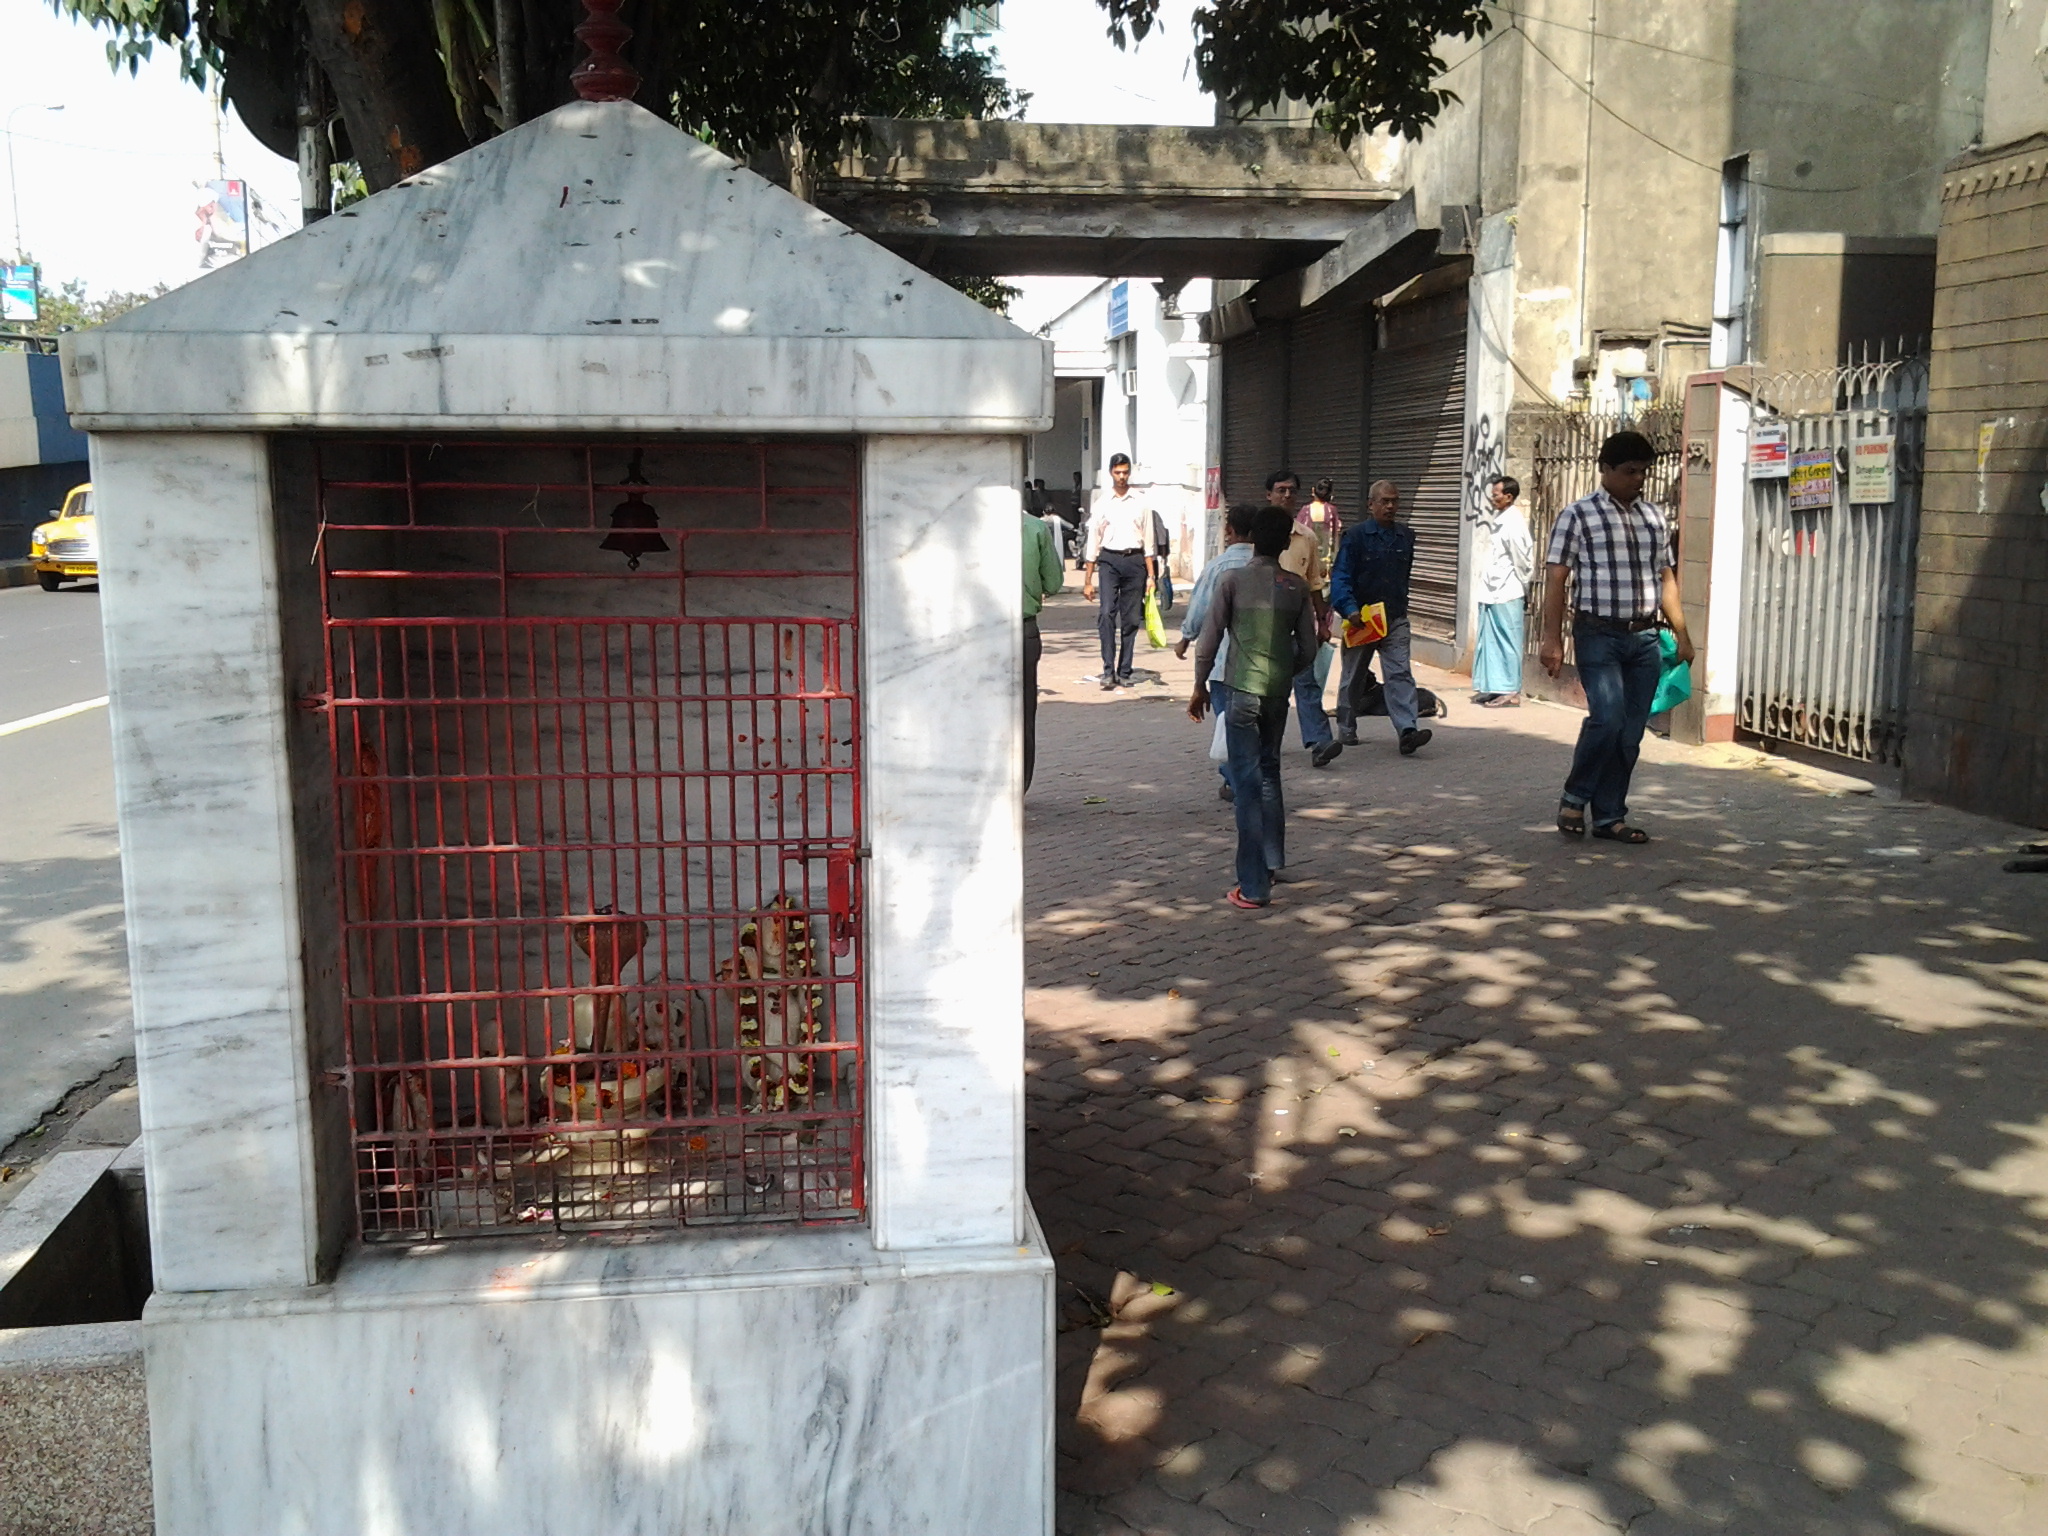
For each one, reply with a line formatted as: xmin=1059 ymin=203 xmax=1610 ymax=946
xmin=1082 ymin=452 xmax=1157 ymax=691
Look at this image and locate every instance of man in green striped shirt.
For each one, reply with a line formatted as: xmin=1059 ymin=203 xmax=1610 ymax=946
xmin=1188 ymin=505 xmax=1319 ymax=907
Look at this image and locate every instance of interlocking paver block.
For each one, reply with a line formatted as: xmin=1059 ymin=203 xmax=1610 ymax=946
xmin=1024 ymin=593 xmax=2048 ymax=1536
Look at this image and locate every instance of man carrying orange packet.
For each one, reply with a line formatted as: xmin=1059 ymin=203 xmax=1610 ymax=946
xmin=1329 ymin=479 xmax=1432 ymax=757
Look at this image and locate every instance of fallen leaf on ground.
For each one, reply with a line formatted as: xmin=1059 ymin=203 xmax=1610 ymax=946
xmin=1084 ymin=796 xmax=1108 ymax=804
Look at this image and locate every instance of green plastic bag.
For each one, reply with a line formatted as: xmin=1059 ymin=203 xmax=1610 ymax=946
xmin=1652 ymin=627 xmax=1693 ymax=714
xmin=1143 ymin=588 xmax=1168 ymax=649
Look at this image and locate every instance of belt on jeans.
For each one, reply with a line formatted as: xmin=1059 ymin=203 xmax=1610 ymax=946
xmin=1099 ymin=547 xmax=1141 ymax=556
xmin=1573 ymin=610 xmax=1659 ymax=633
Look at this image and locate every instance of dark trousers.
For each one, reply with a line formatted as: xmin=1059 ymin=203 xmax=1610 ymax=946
xmin=1335 ymin=615 xmax=1419 ymax=738
xmin=1562 ymin=626 xmax=1661 ymax=827
xmin=1095 ymin=550 xmax=1146 ymax=681
xmin=1023 ymin=617 xmax=1042 ymax=791
xmin=1223 ymin=689 xmax=1289 ymax=903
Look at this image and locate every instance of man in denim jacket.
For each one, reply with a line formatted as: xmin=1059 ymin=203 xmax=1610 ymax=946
xmin=1329 ymin=479 xmax=1432 ymax=757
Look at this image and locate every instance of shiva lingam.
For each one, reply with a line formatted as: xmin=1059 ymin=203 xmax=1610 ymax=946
xmin=548 ymin=906 xmax=669 ymax=1121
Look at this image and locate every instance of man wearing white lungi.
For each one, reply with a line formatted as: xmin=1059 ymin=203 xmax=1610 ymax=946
xmin=1472 ymin=474 xmax=1533 ymax=707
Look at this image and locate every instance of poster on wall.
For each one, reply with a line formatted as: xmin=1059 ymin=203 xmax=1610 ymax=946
xmin=1748 ymin=423 xmax=1788 ymax=478
xmin=1847 ymin=437 xmax=1896 ymax=504
xmin=1788 ymin=449 xmax=1836 ymax=510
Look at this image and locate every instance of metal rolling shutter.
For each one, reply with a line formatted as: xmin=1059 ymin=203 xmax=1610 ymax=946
xmin=1284 ymin=305 xmax=1370 ymax=513
xmin=1369 ymin=290 xmax=1467 ymax=639
xmin=1221 ymin=323 xmax=1289 ymax=507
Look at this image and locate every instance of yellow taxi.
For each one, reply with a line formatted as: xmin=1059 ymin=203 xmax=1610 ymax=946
xmin=29 ymin=483 xmax=96 ymax=591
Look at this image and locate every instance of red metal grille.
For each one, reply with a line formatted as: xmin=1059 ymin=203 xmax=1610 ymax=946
xmin=313 ymin=439 xmax=863 ymax=1239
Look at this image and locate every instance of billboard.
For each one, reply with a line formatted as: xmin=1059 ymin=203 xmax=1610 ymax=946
xmin=197 ymin=179 xmax=249 ymax=269
xmin=1 ymin=264 xmax=36 ymax=323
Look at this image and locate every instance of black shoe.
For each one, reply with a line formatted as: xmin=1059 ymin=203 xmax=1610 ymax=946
xmin=1311 ymin=739 xmax=1344 ymax=768
xmin=1099 ymin=676 xmax=1117 ymax=692
xmin=1399 ymin=728 xmax=1432 ymax=755
xmin=1338 ymin=732 xmax=1360 ymax=748
xmin=1218 ymin=781 xmax=1234 ymax=802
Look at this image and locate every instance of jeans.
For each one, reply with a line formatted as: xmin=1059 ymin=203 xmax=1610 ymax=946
xmin=1562 ymin=626 xmax=1661 ymax=827
xmin=1292 ymin=645 xmax=1334 ymax=748
xmin=1224 ymin=689 xmax=1289 ymax=903
xmin=1095 ymin=550 xmax=1147 ymax=681
xmin=1336 ymin=615 xmax=1419 ymax=738
xmin=1023 ymin=616 xmax=1042 ymax=791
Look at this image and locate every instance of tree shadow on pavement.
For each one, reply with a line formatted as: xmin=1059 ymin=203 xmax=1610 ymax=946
xmin=1024 ymin=666 xmax=2048 ymax=1536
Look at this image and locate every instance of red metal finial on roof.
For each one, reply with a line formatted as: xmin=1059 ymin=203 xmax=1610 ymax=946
xmin=571 ymin=0 xmax=640 ymax=103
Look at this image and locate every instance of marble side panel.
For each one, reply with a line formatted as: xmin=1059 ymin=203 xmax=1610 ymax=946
xmin=860 ymin=437 xmax=1027 ymax=1250
xmin=93 ymin=433 xmax=321 ymax=1292
xmin=147 ymin=1229 xmax=1053 ymax=1536
xmin=65 ymin=334 xmax=1053 ymax=435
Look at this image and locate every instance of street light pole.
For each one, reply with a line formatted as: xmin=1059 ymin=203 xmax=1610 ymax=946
xmin=6 ymin=103 xmax=65 ymax=263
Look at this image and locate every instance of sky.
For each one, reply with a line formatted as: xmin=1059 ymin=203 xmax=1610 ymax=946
xmin=0 ymin=0 xmax=302 ymax=299
xmin=0 ymin=0 xmax=1211 ymax=310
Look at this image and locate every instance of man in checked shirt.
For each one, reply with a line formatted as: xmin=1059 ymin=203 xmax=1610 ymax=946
xmin=1537 ymin=430 xmax=1695 ymax=844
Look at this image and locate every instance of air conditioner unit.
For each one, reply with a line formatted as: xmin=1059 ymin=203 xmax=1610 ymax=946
xmin=1120 ymin=368 xmax=1140 ymax=397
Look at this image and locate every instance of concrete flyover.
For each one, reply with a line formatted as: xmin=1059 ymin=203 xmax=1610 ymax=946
xmin=810 ymin=119 xmax=1401 ymax=283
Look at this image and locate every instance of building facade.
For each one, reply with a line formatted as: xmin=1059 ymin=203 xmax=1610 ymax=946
xmin=1032 ymin=275 xmax=1214 ymax=581
xmin=1906 ymin=0 xmax=2048 ymax=825
xmin=1209 ymin=0 xmax=1991 ymax=665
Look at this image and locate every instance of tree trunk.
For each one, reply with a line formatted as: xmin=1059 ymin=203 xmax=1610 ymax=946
xmin=303 ymin=0 xmax=470 ymax=191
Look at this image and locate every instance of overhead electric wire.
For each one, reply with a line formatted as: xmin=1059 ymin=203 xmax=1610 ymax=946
xmin=1504 ymin=19 xmax=1953 ymax=196
xmin=1493 ymin=3 xmax=1984 ymax=122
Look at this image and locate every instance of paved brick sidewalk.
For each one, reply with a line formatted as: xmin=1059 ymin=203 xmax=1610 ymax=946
xmin=1025 ymin=590 xmax=2048 ymax=1536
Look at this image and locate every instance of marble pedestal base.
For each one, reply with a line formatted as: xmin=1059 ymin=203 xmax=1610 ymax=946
xmin=145 ymin=1220 xmax=1053 ymax=1536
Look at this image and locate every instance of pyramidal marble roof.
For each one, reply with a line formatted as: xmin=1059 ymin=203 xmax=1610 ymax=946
xmin=65 ymin=100 xmax=1049 ymax=434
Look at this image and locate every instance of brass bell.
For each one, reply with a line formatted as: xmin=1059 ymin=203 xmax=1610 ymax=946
xmin=599 ymin=450 xmax=669 ymax=569
xmin=599 ymin=490 xmax=669 ymax=569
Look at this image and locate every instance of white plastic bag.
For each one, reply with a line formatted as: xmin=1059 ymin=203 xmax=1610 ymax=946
xmin=1209 ymin=710 xmax=1229 ymax=762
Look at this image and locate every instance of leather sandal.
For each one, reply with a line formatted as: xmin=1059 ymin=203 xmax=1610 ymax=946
xmin=1556 ymin=802 xmax=1586 ymax=837
xmin=1592 ymin=822 xmax=1650 ymax=844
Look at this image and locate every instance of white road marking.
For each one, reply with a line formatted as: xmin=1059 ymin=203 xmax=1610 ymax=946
xmin=0 ymin=696 xmax=110 ymax=738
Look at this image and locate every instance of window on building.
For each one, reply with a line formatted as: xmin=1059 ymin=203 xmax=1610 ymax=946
xmin=1712 ymin=155 xmax=1751 ymax=368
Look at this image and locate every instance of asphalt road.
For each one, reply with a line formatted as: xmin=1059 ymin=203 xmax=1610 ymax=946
xmin=0 ymin=579 xmax=132 ymax=1147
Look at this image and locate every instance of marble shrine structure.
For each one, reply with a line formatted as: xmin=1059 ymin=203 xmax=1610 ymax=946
xmin=62 ymin=95 xmax=1054 ymax=1534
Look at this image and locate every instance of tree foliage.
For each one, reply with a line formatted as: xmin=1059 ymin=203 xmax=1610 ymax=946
xmin=45 ymin=1 xmax=1024 ymax=190
xmin=48 ymin=1 xmax=1482 ymax=182
xmin=1099 ymin=0 xmax=1491 ymax=144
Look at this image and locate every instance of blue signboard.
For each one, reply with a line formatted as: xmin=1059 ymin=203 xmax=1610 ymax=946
xmin=1106 ymin=279 xmax=1130 ymax=339
xmin=1 ymin=264 xmax=36 ymax=324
